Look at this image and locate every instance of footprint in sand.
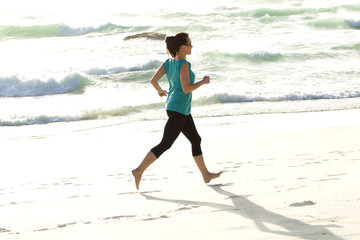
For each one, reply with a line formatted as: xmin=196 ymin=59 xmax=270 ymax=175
xmin=289 ymin=201 xmax=316 ymax=207
xmin=103 ymin=215 xmax=136 ymax=220
xmin=317 ymin=178 xmax=340 ymax=182
xmin=107 ymin=173 xmax=127 ymax=179
xmin=34 ymin=222 xmax=79 ymax=232
xmin=34 ymin=228 xmax=50 ymax=232
xmin=328 ymin=173 xmax=347 ymax=177
xmin=58 ymin=222 xmax=77 ymax=228
xmin=175 ymin=205 xmax=200 ymax=211
xmin=175 ymin=207 xmax=192 ymax=211
xmin=0 ymin=228 xmax=11 ymax=233
xmin=142 ymin=215 xmax=170 ymax=221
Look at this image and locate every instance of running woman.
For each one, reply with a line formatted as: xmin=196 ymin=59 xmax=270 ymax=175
xmin=132 ymin=32 xmax=222 ymax=190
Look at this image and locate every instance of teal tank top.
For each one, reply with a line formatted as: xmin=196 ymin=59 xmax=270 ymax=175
xmin=163 ymin=59 xmax=195 ymax=115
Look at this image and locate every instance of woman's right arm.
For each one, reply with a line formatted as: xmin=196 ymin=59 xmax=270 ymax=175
xmin=151 ymin=64 xmax=168 ymax=97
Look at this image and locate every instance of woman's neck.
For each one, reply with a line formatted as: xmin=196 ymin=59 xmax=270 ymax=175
xmin=174 ymin=52 xmax=186 ymax=60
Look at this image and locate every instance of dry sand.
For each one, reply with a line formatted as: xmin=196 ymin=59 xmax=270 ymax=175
xmin=1 ymin=109 xmax=359 ymax=239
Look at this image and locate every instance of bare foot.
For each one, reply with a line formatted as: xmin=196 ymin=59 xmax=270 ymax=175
xmin=204 ymin=171 xmax=222 ymax=184
xmin=132 ymin=169 xmax=142 ymax=190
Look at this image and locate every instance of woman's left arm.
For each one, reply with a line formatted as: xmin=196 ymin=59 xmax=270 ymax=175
xmin=180 ymin=62 xmax=210 ymax=94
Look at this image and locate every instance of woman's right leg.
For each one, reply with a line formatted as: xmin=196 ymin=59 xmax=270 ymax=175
xmin=132 ymin=111 xmax=186 ymax=189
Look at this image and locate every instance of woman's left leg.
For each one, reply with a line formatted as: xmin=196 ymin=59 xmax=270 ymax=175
xmin=182 ymin=114 xmax=222 ymax=183
xmin=132 ymin=111 xmax=186 ymax=190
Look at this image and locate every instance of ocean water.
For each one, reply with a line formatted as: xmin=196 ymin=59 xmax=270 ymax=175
xmin=1 ymin=0 xmax=360 ymax=127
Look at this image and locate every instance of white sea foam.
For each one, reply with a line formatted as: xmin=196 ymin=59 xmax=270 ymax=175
xmin=86 ymin=60 xmax=161 ymax=76
xmin=0 ymin=103 xmax=164 ymax=126
xmin=345 ymin=19 xmax=360 ymax=28
xmin=201 ymin=50 xmax=282 ymax=62
xmin=0 ymin=23 xmax=126 ymax=39
xmin=1 ymin=0 xmax=359 ymax=126
xmin=307 ymin=18 xmax=355 ymax=29
xmin=56 ymin=23 xmax=120 ymax=36
xmin=194 ymin=91 xmax=360 ymax=106
xmin=0 ymin=74 xmax=88 ymax=97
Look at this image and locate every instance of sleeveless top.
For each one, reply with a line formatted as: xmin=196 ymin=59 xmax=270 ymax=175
xmin=163 ymin=59 xmax=195 ymax=115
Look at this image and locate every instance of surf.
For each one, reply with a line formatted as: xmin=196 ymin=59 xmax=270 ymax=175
xmin=0 ymin=73 xmax=89 ymax=97
xmin=86 ymin=60 xmax=162 ymax=76
xmin=307 ymin=18 xmax=360 ymax=29
xmin=241 ymin=4 xmax=360 ymax=18
xmin=0 ymin=22 xmax=128 ymax=40
xmin=242 ymin=7 xmax=316 ymax=18
xmin=193 ymin=91 xmax=360 ymax=106
xmin=0 ymin=102 xmax=164 ymax=126
xmin=202 ymin=51 xmax=282 ymax=63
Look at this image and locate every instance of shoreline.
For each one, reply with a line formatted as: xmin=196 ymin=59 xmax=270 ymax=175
xmin=2 ymin=108 xmax=360 ymax=139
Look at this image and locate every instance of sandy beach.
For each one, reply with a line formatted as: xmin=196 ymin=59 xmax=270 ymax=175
xmin=2 ymin=1 xmax=360 ymax=239
xmin=1 ymin=109 xmax=360 ymax=240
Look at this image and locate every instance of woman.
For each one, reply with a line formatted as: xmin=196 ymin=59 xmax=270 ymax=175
xmin=132 ymin=32 xmax=222 ymax=190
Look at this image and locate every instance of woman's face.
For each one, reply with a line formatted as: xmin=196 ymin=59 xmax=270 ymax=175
xmin=184 ymin=37 xmax=193 ymax=55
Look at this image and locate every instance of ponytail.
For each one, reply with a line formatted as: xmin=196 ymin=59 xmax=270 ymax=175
xmin=165 ymin=36 xmax=176 ymax=58
xmin=165 ymin=32 xmax=189 ymax=58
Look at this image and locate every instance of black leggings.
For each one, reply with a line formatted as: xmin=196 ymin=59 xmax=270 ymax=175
xmin=151 ymin=111 xmax=202 ymax=158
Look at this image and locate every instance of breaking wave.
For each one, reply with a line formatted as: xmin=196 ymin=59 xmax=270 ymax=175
xmin=202 ymin=51 xmax=282 ymax=63
xmin=243 ymin=7 xmax=315 ymax=18
xmin=0 ymin=23 xmax=128 ymax=39
xmin=345 ymin=19 xmax=360 ymax=29
xmin=332 ymin=43 xmax=360 ymax=51
xmin=241 ymin=4 xmax=360 ymax=18
xmin=86 ymin=60 xmax=162 ymax=76
xmin=0 ymin=73 xmax=89 ymax=97
xmin=0 ymin=103 xmax=163 ymax=126
xmin=194 ymin=91 xmax=360 ymax=106
xmin=307 ymin=18 xmax=360 ymax=29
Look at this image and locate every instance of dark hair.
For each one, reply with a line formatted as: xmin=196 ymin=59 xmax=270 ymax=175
xmin=165 ymin=32 xmax=189 ymax=58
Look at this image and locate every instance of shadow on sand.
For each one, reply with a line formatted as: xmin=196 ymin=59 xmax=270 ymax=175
xmin=141 ymin=184 xmax=344 ymax=240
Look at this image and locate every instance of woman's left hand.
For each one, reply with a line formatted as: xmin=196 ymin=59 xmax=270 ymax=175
xmin=202 ymin=75 xmax=210 ymax=84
